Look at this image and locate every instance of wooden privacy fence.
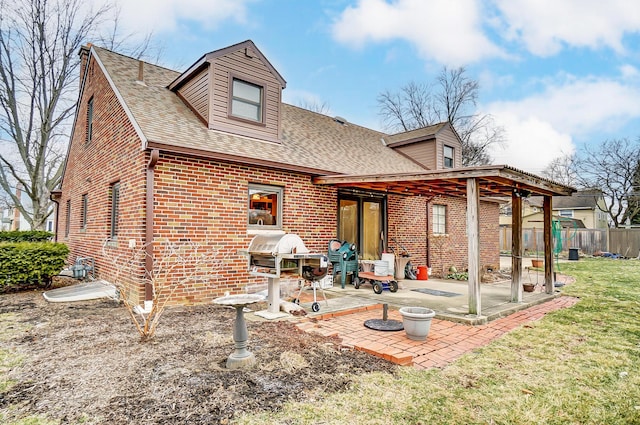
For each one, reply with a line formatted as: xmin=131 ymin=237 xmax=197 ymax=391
xmin=609 ymin=228 xmax=640 ymax=258
xmin=499 ymin=227 xmax=608 ymax=255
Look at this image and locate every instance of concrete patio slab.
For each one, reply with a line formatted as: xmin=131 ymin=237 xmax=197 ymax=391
xmin=43 ymin=281 xmax=116 ymax=302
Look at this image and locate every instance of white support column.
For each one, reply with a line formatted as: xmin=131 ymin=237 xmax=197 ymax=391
xmin=467 ymin=178 xmax=481 ymax=316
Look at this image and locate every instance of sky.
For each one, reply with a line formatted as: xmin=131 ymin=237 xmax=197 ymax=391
xmin=104 ymin=0 xmax=640 ymax=175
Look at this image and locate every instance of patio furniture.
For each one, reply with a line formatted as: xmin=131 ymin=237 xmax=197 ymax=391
xmin=328 ymin=239 xmax=360 ymax=289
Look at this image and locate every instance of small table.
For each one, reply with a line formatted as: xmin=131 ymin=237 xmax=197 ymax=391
xmin=213 ymin=294 xmax=264 ymax=369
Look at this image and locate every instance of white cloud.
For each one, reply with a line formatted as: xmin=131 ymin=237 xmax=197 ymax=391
xmin=488 ymin=77 xmax=640 ymax=137
xmin=485 ymin=74 xmax=640 ymax=173
xmin=331 ymin=0 xmax=504 ymax=66
xmin=494 ymin=0 xmax=640 ymax=56
xmin=111 ymin=0 xmax=255 ymax=35
xmin=487 ymin=113 xmax=574 ymax=174
xmin=620 ymin=64 xmax=640 ymax=80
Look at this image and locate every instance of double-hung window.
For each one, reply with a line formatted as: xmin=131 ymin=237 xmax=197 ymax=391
xmin=231 ymin=78 xmax=263 ymax=122
xmin=432 ymin=204 xmax=447 ymax=234
xmin=443 ymin=145 xmax=454 ymax=168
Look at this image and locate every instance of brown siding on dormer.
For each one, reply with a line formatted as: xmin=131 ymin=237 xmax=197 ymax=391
xmin=437 ymin=128 xmax=463 ymax=168
xmin=209 ymin=49 xmax=281 ymax=142
xmin=394 ymin=141 xmax=437 ymax=170
xmin=177 ymin=66 xmax=209 ymax=122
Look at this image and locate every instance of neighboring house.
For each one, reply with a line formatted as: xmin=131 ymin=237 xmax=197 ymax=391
xmin=54 ymin=40 xmax=573 ymax=309
xmin=1 ymin=185 xmax=55 ymax=232
xmin=553 ymin=189 xmax=609 ymax=230
xmin=500 ymin=189 xmax=608 ymax=230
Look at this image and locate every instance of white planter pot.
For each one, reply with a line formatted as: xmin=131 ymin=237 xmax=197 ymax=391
xmin=399 ymin=307 xmax=436 ymax=341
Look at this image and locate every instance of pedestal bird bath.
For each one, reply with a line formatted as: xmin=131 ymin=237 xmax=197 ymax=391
xmin=213 ymin=294 xmax=264 ymax=369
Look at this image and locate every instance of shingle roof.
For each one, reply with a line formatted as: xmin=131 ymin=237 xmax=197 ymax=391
xmin=383 ymin=122 xmax=448 ymax=146
xmin=93 ymin=47 xmax=426 ymax=176
xmin=553 ymin=190 xmax=602 ymax=209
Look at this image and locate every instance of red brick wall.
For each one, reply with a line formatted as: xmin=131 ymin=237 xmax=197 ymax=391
xmin=151 ymin=153 xmax=338 ymax=303
xmin=388 ymin=195 xmax=428 ymax=264
xmin=388 ymin=194 xmax=500 ymax=277
xmin=58 ymin=54 xmax=147 ymax=303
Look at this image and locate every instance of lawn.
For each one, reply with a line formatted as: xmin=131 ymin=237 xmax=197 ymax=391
xmin=1 ymin=257 xmax=639 ymax=424
xmin=236 ymin=257 xmax=640 ymax=425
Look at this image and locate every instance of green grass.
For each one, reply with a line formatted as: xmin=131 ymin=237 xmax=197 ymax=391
xmin=237 ymin=258 xmax=640 ymax=424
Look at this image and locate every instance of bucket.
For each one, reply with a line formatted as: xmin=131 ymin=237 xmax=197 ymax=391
xmin=374 ymin=260 xmax=388 ymax=276
xmin=381 ymin=253 xmax=395 ymax=278
xmin=417 ymin=265 xmax=428 ymax=280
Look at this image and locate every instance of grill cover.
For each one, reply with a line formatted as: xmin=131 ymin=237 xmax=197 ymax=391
xmin=247 ymin=233 xmax=310 ymax=255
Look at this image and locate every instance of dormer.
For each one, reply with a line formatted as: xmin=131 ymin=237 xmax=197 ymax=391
xmin=168 ymin=40 xmax=286 ymax=143
xmin=383 ymin=122 xmax=463 ymax=170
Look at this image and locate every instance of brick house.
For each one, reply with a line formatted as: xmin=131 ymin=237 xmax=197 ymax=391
xmin=53 ymin=40 xmax=573 ymax=314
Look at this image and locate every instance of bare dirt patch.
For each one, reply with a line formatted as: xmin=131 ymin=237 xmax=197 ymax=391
xmin=0 ymin=282 xmax=397 ymax=424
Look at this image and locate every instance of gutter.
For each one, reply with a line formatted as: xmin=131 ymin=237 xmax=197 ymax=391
xmin=144 ymin=149 xmax=160 ymax=308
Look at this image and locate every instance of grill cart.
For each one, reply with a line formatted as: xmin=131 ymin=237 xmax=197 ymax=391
xmin=243 ymin=233 xmax=328 ymax=318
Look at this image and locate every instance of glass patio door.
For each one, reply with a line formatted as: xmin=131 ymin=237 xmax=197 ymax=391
xmin=338 ymin=195 xmax=385 ymax=261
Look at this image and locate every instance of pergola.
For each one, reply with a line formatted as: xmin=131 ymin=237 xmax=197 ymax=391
xmin=314 ymin=165 xmax=576 ymax=317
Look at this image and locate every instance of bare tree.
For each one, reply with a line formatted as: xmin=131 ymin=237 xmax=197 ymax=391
xmin=572 ymin=138 xmax=640 ymax=228
xmin=378 ymin=67 xmax=504 ymax=166
xmin=296 ymin=98 xmax=331 ymax=115
xmin=0 ymin=0 xmax=156 ymax=230
xmin=541 ymin=153 xmax=579 ymax=186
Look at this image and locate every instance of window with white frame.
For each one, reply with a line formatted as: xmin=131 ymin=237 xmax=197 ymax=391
xmin=432 ymin=204 xmax=446 ymax=234
xmin=231 ymin=78 xmax=263 ymax=122
xmin=559 ymin=210 xmax=573 ymax=218
xmin=248 ymin=184 xmax=282 ymax=229
xmin=443 ymin=145 xmax=454 ymax=168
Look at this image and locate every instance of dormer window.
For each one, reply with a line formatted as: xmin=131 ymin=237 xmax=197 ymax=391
xmin=231 ymin=78 xmax=263 ymax=122
xmin=444 ymin=145 xmax=454 ymax=168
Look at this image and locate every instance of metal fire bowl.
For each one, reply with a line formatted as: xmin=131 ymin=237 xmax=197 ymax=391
xmin=364 ymin=318 xmax=404 ymax=331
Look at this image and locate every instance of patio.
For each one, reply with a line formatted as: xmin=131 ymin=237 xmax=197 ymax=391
xmin=248 ymin=256 xmax=578 ymax=368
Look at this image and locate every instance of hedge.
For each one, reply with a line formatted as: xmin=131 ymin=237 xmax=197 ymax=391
xmin=0 ymin=242 xmax=69 ymax=288
xmin=0 ymin=230 xmax=53 ymax=242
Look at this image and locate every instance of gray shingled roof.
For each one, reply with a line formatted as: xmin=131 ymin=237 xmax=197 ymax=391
xmin=553 ymin=190 xmax=602 ymax=209
xmin=384 ymin=122 xmax=448 ymax=145
xmin=93 ymin=47 xmax=426 ymax=176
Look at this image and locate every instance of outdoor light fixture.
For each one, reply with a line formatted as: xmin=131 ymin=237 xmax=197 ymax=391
xmin=513 ymin=188 xmax=531 ymax=198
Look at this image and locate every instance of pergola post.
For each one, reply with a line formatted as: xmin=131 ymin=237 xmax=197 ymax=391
xmin=543 ymin=196 xmax=554 ymax=293
xmin=467 ymin=178 xmax=481 ymax=316
xmin=511 ymin=191 xmax=523 ymax=302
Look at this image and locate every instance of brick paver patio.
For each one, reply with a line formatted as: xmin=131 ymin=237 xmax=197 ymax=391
xmin=295 ymin=296 xmax=579 ymax=369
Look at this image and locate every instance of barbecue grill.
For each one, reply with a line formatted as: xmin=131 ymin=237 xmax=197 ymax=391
xmin=243 ymin=233 xmax=328 ymax=317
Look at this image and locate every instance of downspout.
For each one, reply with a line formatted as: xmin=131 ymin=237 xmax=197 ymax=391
xmin=50 ymin=191 xmax=61 ymax=242
xmin=425 ymin=198 xmax=430 ymax=268
xmin=145 ymin=149 xmax=159 ymax=307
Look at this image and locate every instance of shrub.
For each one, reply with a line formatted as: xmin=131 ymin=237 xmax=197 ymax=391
xmin=0 ymin=230 xmax=53 ymax=242
xmin=0 ymin=242 xmax=69 ymax=289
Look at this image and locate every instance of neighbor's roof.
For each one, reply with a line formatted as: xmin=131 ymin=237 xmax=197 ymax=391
xmin=91 ymin=46 xmax=426 ymax=176
xmin=553 ymin=190 xmax=602 ymax=209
